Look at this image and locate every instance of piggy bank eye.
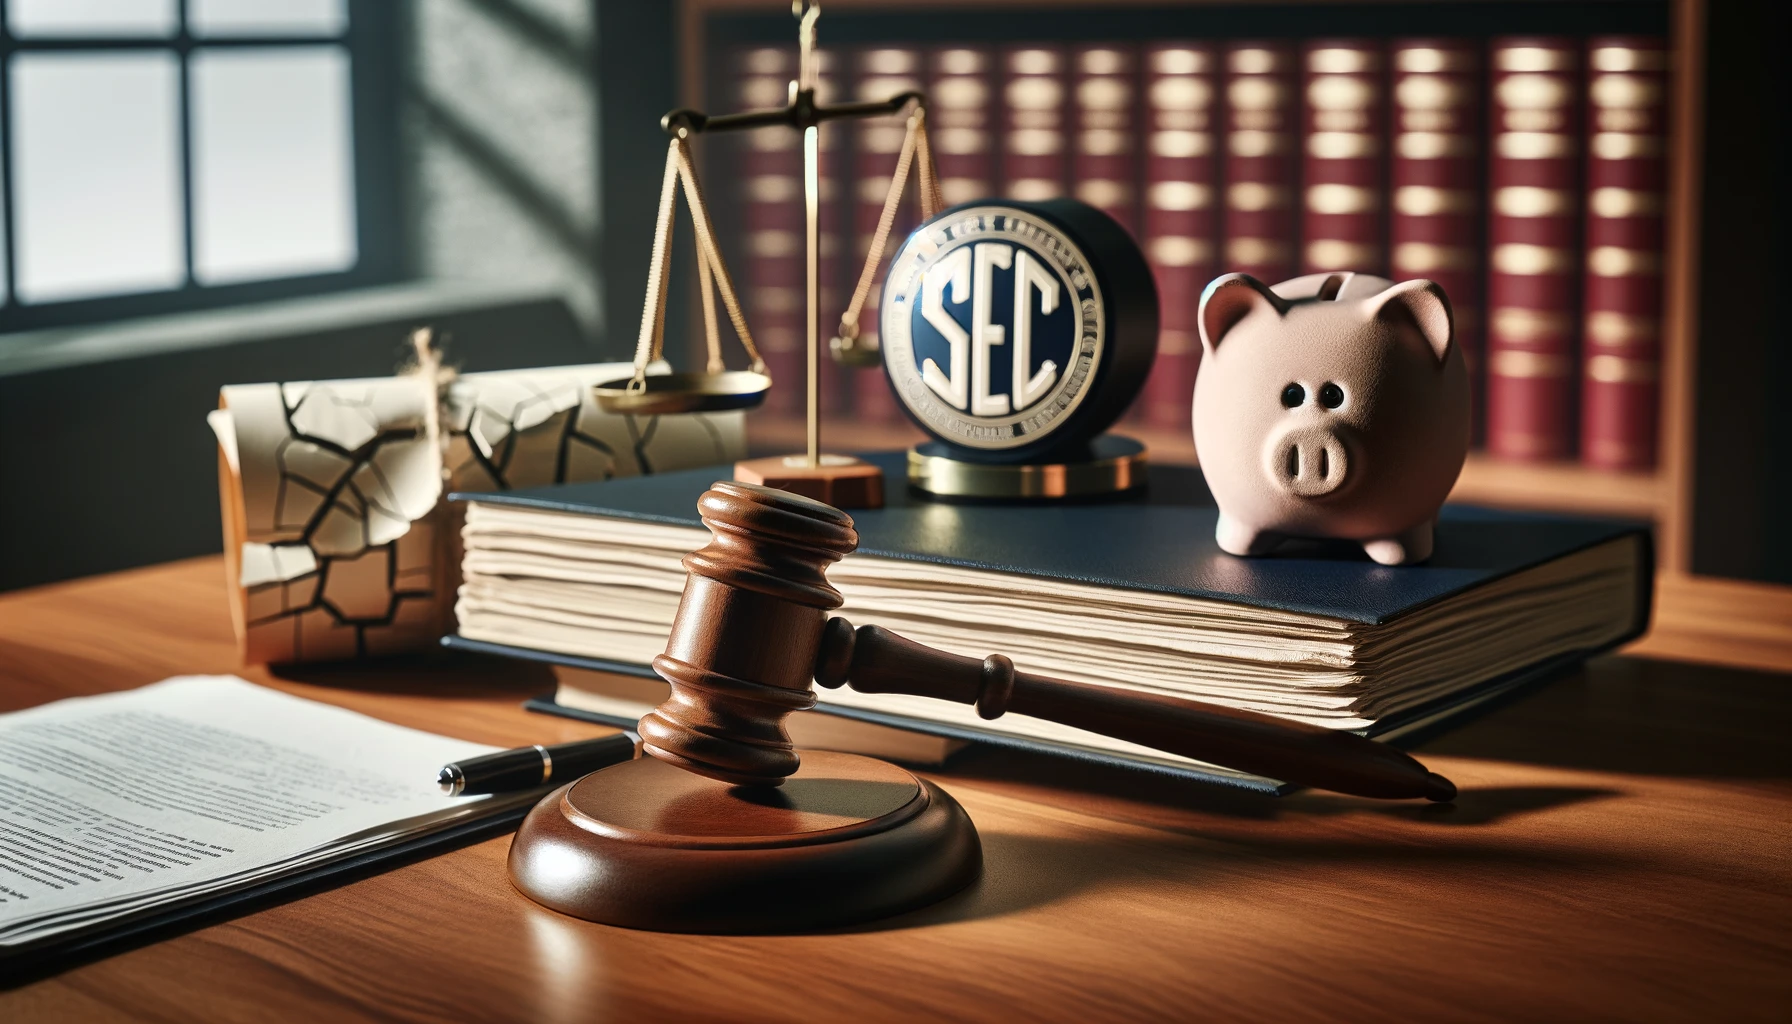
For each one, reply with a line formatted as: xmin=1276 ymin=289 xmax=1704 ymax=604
xmin=1280 ymin=383 xmax=1305 ymax=408
xmin=1319 ymin=382 xmax=1345 ymax=409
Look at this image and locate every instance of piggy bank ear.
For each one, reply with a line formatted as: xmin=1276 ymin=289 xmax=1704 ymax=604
xmin=1198 ymin=274 xmax=1287 ymax=355
xmin=1366 ymin=279 xmax=1454 ymax=363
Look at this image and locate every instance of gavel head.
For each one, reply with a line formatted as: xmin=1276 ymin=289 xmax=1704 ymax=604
xmin=637 ymin=481 xmax=858 ymax=786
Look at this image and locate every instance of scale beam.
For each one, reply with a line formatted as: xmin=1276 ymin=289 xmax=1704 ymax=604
xmin=661 ymin=90 xmax=925 ymax=137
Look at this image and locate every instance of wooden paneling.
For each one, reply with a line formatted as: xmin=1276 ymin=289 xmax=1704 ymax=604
xmin=1 ymin=557 xmax=1788 ymax=1020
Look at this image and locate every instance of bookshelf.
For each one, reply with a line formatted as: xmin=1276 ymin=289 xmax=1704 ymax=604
xmin=683 ymin=0 xmax=1707 ymax=569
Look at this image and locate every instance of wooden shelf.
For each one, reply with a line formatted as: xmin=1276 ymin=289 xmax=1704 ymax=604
xmin=747 ymin=415 xmax=1210 ymax=465
xmin=746 ymin=413 xmax=927 ymax=456
xmin=1450 ymin=454 xmax=1665 ymax=520
xmin=746 ymin=413 xmax=1669 ymax=520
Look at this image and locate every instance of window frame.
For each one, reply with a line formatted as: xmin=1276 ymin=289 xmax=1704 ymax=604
xmin=0 ymin=0 xmax=401 ymax=334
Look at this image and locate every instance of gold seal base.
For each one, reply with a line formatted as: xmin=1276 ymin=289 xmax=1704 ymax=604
xmin=906 ymin=435 xmax=1148 ymax=500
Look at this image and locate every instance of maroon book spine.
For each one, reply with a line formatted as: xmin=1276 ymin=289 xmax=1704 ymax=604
xmin=737 ymin=47 xmax=804 ymax=417
xmin=1139 ymin=43 xmax=1219 ymax=430
xmin=1071 ymin=45 xmax=1140 ymax=234
xmin=847 ymin=47 xmax=922 ymax=425
xmin=1070 ymin=45 xmax=1143 ymax=419
xmin=930 ymin=47 xmax=996 ymax=208
xmin=1389 ymin=39 xmax=1483 ymax=433
xmin=1301 ymin=40 xmax=1386 ymax=275
xmin=1222 ymin=43 xmax=1298 ymax=283
xmin=1486 ymin=37 xmax=1582 ymax=462
xmin=1000 ymin=46 xmax=1068 ymax=201
xmin=1579 ymin=36 xmax=1669 ymax=471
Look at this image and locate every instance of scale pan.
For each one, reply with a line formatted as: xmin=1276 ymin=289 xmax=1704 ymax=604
xmin=593 ymin=370 xmax=772 ymax=415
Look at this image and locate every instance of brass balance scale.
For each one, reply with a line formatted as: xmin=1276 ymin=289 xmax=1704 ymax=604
xmin=592 ymin=1 xmax=938 ymax=509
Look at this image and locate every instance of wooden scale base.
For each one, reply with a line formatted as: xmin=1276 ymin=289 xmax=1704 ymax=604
xmin=734 ymin=454 xmax=885 ymax=508
xmin=508 ymin=751 xmax=980 ymax=933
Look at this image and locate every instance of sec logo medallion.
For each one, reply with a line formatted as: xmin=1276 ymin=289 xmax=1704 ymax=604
xmin=881 ymin=199 xmax=1157 ymax=463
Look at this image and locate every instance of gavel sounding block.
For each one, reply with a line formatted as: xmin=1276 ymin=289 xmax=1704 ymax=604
xmin=507 ymin=751 xmax=980 ymax=933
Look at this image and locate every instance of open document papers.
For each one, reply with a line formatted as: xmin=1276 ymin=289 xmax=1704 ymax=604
xmin=0 ymin=676 xmax=539 ymax=960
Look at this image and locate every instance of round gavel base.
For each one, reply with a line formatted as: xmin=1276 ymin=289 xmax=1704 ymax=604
xmin=508 ymin=751 xmax=981 ymax=933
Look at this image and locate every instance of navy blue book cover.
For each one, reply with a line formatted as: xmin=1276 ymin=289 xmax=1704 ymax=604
xmin=452 ymin=451 xmax=1653 ymax=628
xmin=448 ymin=453 xmax=1652 ymax=793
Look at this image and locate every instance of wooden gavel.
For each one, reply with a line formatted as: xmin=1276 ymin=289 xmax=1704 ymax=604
xmin=639 ymin=481 xmax=1456 ymax=801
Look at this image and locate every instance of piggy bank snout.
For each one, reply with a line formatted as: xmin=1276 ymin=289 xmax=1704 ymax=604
xmin=1263 ymin=423 xmax=1352 ymax=499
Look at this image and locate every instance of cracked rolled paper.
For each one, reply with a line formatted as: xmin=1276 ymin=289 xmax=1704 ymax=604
xmin=208 ymin=362 xmax=745 ymax=664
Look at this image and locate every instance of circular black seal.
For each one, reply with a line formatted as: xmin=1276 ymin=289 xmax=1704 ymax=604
xmin=879 ymin=198 xmax=1158 ymax=464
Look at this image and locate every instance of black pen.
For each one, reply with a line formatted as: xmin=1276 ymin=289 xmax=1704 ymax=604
xmin=438 ymin=732 xmax=638 ymax=796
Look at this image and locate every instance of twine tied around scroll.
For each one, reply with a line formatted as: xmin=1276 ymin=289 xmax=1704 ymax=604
xmin=627 ymin=133 xmax=766 ymax=394
xmin=830 ymin=106 xmax=942 ymax=366
xmin=401 ymin=326 xmax=459 ymax=479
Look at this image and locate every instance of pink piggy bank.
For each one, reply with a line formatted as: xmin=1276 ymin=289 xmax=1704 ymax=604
xmin=1192 ymin=272 xmax=1469 ymax=565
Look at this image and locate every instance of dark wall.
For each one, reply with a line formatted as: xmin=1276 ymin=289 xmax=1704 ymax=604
xmin=1690 ymin=0 xmax=1792 ymax=584
xmin=597 ymin=0 xmax=682 ymax=359
xmin=0 ymin=290 xmax=591 ymax=592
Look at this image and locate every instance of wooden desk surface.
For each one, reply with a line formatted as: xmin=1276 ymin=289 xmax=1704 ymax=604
xmin=1 ymin=559 xmax=1788 ymax=1022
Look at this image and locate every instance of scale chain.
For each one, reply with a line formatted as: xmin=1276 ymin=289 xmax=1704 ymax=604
xmin=833 ymin=107 xmax=942 ymax=357
xmin=630 ymin=134 xmax=766 ymax=393
xmin=675 ymin=138 xmax=765 ymax=375
xmin=629 ymin=138 xmax=685 ymax=392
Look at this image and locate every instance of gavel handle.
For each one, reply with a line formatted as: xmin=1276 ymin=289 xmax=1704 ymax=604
xmin=812 ymin=619 xmax=1455 ymax=802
